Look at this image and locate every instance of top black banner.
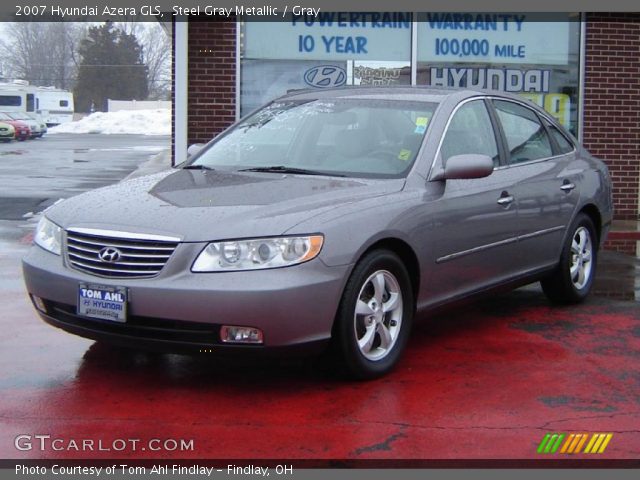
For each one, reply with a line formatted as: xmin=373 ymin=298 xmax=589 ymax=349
xmin=2 ymin=0 xmax=640 ymax=22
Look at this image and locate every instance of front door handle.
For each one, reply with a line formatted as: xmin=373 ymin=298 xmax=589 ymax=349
xmin=561 ymin=182 xmax=576 ymax=192
xmin=497 ymin=193 xmax=514 ymax=206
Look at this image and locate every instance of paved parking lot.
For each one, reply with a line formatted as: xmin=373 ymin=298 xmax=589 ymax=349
xmin=0 ymin=134 xmax=169 ymax=221
xmin=0 ymin=134 xmax=638 ymax=461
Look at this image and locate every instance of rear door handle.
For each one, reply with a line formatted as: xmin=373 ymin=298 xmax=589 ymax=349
xmin=497 ymin=193 xmax=514 ymax=206
xmin=561 ymin=182 xmax=576 ymax=192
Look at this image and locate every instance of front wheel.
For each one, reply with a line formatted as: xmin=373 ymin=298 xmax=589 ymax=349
xmin=541 ymin=213 xmax=598 ymax=304
xmin=333 ymin=250 xmax=414 ymax=379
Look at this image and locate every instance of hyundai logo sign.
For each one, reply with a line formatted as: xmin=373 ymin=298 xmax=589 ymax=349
xmin=304 ymin=65 xmax=347 ymax=88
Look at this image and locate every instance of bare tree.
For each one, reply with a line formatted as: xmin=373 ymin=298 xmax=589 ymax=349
xmin=0 ymin=22 xmax=86 ymax=89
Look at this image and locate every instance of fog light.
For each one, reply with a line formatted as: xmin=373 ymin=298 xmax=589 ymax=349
xmin=31 ymin=295 xmax=47 ymax=313
xmin=220 ymin=325 xmax=264 ymax=344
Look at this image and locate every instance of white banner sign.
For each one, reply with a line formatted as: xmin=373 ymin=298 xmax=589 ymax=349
xmin=417 ymin=13 xmax=570 ymax=65
xmin=244 ymin=13 xmax=412 ymax=61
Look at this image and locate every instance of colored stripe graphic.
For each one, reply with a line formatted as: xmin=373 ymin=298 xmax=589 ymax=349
xmin=585 ymin=433 xmax=613 ymax=454
xmin=574 ymin=433 xmax=589 ymax=453
xmin=560 ymin=434 xmax=575 ymax=453
xmin=584 ymin=434 xmax=598 ymax=453
xmin=597 ymin=434 xmax=613 ymax=453
xmin=538 ymin=433 xmax=612 ymax=454
xmin=537 ymin=433 xmax=565 ymax=453
xmin=537 ymin=433 xmax=551 ymax=453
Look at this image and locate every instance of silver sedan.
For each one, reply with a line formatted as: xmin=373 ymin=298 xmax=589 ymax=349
xmin=23 ymin=87 xmax=612 ymax=379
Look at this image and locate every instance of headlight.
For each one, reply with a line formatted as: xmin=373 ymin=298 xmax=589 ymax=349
xmin=34 ymin=216 xmax=62 ymax=255
xmin=192 ymin=235 xmax=323 ymax=272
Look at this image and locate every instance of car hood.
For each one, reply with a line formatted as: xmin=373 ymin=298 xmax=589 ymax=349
xmin=4 ymin=120 xmax=28 ymax=129
xmin=46 ymin=169 xmax=405 ymax=242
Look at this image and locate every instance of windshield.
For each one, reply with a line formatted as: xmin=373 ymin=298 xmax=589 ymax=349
xmin=0 ymin=113 xmax=12 ymax=121
xmin=189 ymin=98 xmax=438 ymax=178
xmin=7 ymin=113 xmax=28 ymax=120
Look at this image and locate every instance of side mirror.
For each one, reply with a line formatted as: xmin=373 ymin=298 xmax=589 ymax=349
xmin=187 ymin=143 xmax=205 ymax=157
xmin=444 ymin=154 xmax=494 ymax=180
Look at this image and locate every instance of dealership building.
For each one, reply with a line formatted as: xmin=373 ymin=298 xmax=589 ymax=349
xmin=170 ymin=13 xmax=639 ymax=253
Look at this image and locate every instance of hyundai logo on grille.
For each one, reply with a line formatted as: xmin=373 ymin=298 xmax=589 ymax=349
xmin=303 ymin=65 xmax=347 ymax=88
xmin=98 ymin=247 xmax=122 ymax=263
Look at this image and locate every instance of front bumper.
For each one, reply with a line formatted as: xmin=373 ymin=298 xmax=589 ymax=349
xmin=23 ymin=245 xmax=352 ymax=354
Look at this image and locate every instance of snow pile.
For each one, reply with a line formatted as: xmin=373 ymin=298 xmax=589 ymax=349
xmin=49 ymin=109 xmax=170 ymax=135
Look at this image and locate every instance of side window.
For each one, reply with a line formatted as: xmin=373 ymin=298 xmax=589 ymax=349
xmin=0 ymin=95 xmax=21 ymax=107
xmin=494 ymin=100 xmax=553 ymax=164
xmin=544 ymin=119 xmax=575 ymax=154
xmin=440 ymin=100 xmax=499 ymax=167
xmin=26 ymin=94 xmax=35 ymax=112
xmin=60 ymin=100 xmax=69 ymax=107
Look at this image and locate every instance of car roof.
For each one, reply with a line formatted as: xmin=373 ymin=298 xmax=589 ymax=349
xmin=277 ymin=85 xmax=531 ymax=105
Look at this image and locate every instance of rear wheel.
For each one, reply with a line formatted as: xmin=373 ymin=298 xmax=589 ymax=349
xmin=333 ymin=250 xmax=414 ymax=379
xmin=541 ymin=213 xmax=597 ymax=304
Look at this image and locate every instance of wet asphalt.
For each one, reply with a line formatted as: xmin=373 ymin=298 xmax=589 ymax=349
xmin=0 ymin=134 xmax=638 ymax=461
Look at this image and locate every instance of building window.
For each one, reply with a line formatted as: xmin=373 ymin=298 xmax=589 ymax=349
xmin=240 ymin=13 xmax=413 ymax=116
xmin=239 ymin=13 xmax=581 ymax=135
xmin=415 ymin=13 xmax=581 ymax=136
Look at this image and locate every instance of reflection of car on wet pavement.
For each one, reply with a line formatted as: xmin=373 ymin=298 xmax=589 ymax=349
xmin=23 ymin=87 xmax=613 ymax=379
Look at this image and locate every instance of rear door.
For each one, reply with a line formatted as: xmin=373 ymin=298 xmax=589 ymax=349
xmin=490 ymin=99 xmax=580 ymax=272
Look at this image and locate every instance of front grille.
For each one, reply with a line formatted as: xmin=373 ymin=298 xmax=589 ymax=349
xmin=66 ymin=229 xmax=179 ymax=278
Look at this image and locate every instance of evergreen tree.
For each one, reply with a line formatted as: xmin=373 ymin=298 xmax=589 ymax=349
xmin=74 ymin=22 xmax=149 ymax=112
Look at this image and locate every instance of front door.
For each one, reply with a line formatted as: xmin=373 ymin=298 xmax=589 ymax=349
xmin=426 ymin=99 xmax=521 ymax=306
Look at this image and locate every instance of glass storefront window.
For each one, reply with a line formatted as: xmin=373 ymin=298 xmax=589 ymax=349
xmin=240 ymin=13 xmax=413 ymax=115
xmin=240 ymin=13 xmax=581 ymax=135
xmin=416 ymin=13 xmax=581 ymax=135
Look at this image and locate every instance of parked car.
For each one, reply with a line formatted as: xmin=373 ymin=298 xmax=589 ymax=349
xmin=5 ymin=111 xmax=41 ymax=138
xmin=0 ymin=112 xmax=30 ymax=140
xmin=0 ymin=121 xmax=15 ymax=142
xmin=26 ymin=112 xmax=47 ymax=137
xmin=23 ymin=87 xmax=612 ymax=379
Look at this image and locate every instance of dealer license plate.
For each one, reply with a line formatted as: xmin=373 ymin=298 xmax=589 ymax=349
xmin=78 ymin=284 xmax=127 ymax=323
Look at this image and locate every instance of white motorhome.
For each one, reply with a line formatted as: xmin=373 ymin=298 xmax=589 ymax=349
xmin=35 ymin=87 xmax=74 ymax=126
xmin=0 ymin=81 xmax=37 ymax=115
xmin=0 ymin=81 xmax=74 ymax=126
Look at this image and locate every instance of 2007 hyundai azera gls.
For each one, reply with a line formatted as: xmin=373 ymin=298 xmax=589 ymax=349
xmin=23 ymin=87 xmax=612 ymax=378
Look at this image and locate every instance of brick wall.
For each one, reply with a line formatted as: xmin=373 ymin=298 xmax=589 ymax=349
xmin=187 ymin=19 xmax=237 ymax=144
xmin=583 ymin=13 xmax=640 ymax=222
xmin=603 ymin=239 xmax=637 ymax=255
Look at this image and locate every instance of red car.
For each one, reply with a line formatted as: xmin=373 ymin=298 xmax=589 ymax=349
xmin=0 ymin=112 xmax=31 ymax=140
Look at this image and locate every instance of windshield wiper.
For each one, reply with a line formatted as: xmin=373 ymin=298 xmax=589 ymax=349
xmin=182 ymin=164 xmax=215 ymax=171
xmin=237 ymin=166 xmax=344 ymax=177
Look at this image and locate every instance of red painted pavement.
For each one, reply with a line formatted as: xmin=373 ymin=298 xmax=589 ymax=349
xmin=1 ymin=243 xmax=639 ymax=461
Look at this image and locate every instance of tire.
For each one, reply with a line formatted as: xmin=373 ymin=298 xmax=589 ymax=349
xmin=332 ymin=249 xmax=414 ymax=379
xmin=541 ymin=213 xmax=598 ymax=304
